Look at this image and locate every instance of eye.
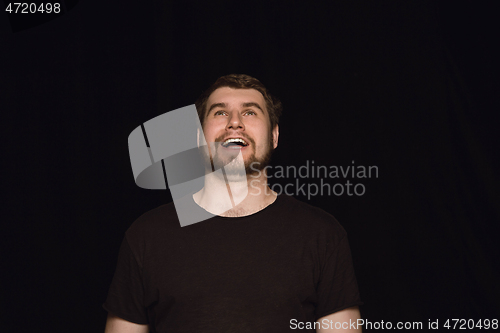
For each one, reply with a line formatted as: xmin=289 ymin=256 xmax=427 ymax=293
xmin=244 ymin=110 xmax=257 ymax=115
xmin=214 ymin=110 xmax=227 ymax=116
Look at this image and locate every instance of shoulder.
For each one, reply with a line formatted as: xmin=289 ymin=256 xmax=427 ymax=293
xmin=124 ymin=201 xmax=179 ymax=245
xmin=277 ymin=195 xmax=347 ymax=240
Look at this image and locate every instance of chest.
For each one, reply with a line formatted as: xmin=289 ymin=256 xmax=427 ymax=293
xmin=142 ymin=228 xmax=320 ymax=308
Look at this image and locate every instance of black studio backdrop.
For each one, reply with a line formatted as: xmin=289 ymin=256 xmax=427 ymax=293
xmin=1 ymin=1 xmax=499 ymax=332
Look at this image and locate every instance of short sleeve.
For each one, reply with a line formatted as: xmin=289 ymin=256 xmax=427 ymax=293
xmin=314 ymin=233 xmax=363 ymax=320
xmin=102 ymin=236 xmax=149 ymax=324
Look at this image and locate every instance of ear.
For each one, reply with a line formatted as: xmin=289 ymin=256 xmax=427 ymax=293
xmin=272 ymin=124 xmax=279 ymax=149
xmin=197 ymin=127 xmax=208 ymax=148
xmin=197 ymin=127 xmax=201 ymax=148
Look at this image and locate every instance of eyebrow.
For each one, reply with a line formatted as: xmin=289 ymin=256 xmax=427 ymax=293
xmin=242 ymin=102 xmax=264 ymax=113
xmin=207 ymin=102 xmax=227 ymax=114
xmin=207 ymin=102 xmax=265 ymax=114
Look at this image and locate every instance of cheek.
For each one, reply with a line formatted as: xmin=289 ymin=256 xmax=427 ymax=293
xmin=202 ymin=124 xmax=221 ymax=140
xmin=204 ymin=119 xmax=227 ymax=133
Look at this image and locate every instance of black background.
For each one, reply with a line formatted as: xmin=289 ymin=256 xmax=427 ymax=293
xmin=2 ymin=0 xmax=499 ymax=332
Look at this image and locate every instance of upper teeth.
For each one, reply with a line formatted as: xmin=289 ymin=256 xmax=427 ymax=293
xmin=223 ymin=138 xmax=247 ymax=145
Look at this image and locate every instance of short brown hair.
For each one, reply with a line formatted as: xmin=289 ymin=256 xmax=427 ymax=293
xmin=195 ymin=74 xmax=282 ymax=130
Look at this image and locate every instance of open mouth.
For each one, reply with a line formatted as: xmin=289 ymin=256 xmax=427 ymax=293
xmin=221 ymin=138 xmax=249 ymax=149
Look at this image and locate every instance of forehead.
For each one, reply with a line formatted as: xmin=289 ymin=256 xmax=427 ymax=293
xmin=207 ymin=87 xmax=266 ymax=108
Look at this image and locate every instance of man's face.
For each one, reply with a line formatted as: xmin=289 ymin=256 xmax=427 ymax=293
xmin=200 ymin=87 xmax=279 ymax=176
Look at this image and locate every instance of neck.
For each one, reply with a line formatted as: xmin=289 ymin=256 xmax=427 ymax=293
xmin=193 ymin=168 xmax=277 ymax=217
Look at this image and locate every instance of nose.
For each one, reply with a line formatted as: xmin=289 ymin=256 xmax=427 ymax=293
xmin=226 ymin=111 xmax=244 ymax=131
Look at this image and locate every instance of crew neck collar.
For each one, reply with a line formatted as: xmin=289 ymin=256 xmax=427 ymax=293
xmin=191 ymin=193 xmax=284 ymax=221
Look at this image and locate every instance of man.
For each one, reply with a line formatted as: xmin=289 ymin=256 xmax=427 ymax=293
xmin=103 ymin=74 xmax=363 ymax=332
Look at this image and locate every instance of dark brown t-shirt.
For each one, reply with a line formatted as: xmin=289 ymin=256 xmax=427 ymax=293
xmin=103 ymin=194 xmax=362 ymax=332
